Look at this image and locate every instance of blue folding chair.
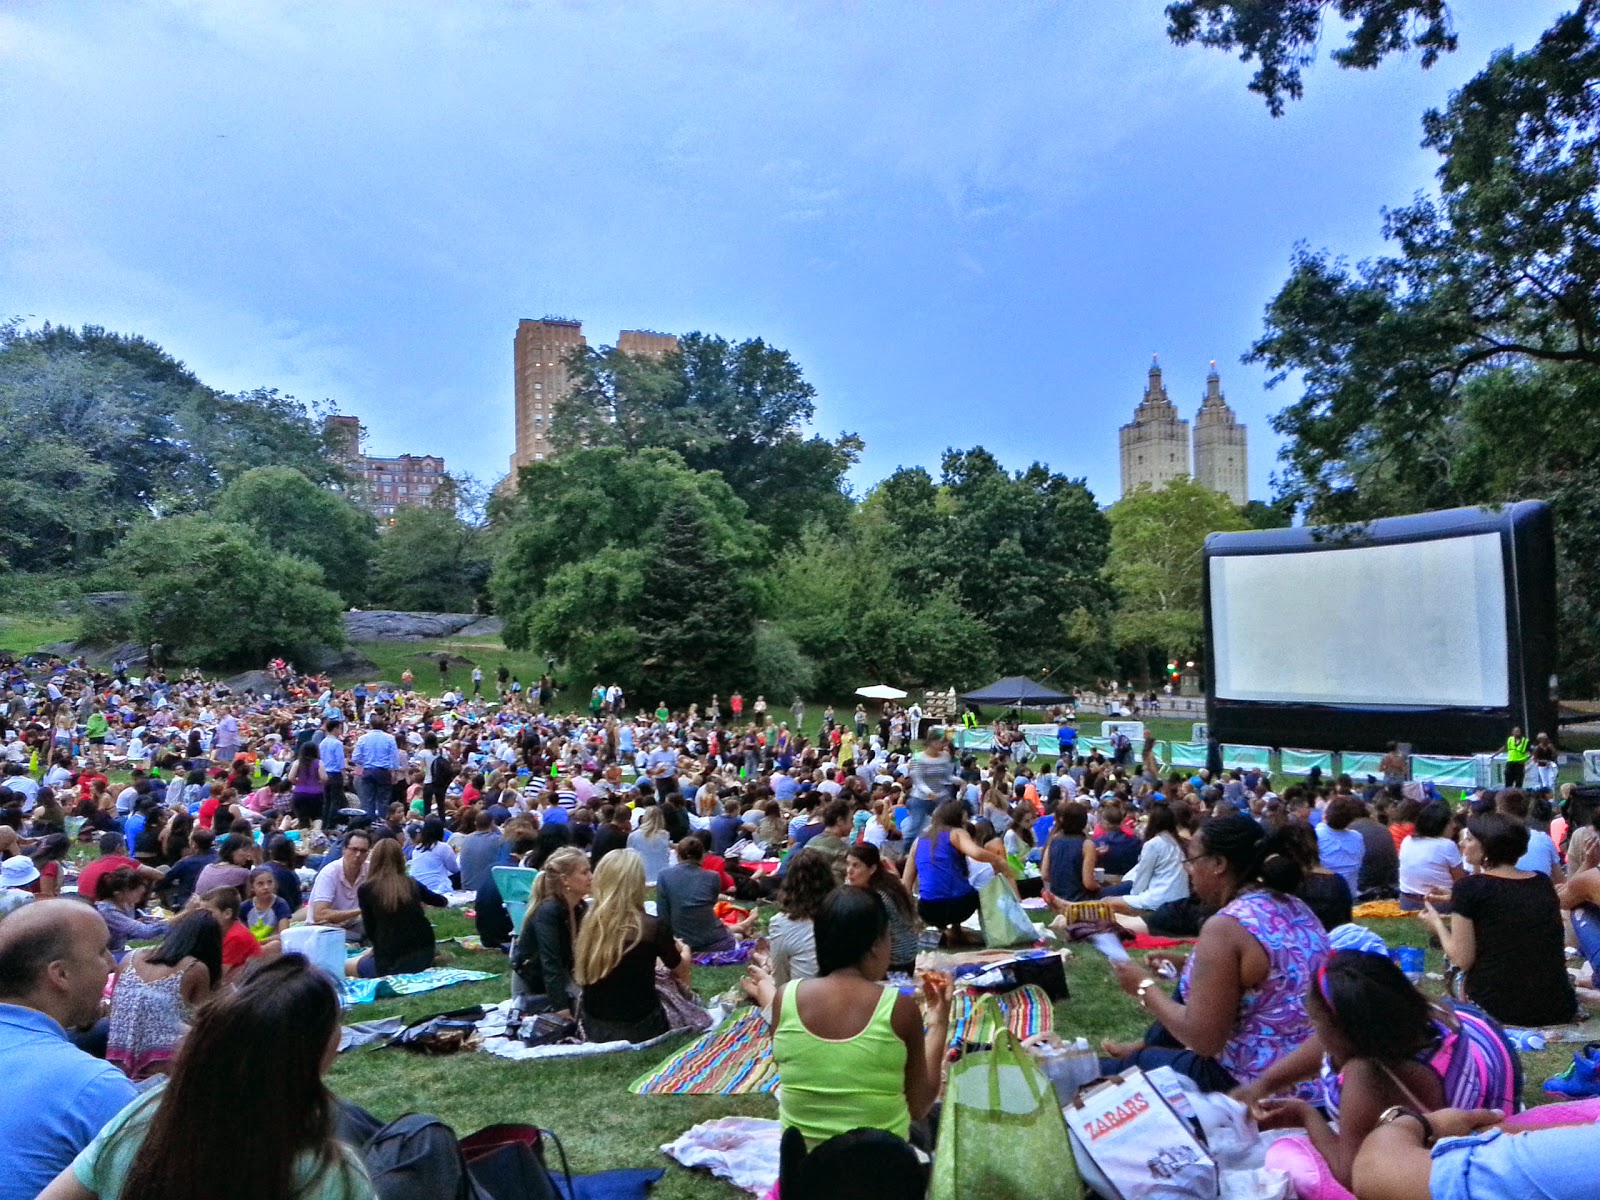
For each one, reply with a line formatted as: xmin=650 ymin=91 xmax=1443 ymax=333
xmin=492 ymin=865 xmax=539 ymax=933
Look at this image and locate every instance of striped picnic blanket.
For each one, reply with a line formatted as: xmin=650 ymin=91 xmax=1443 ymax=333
xmin=630 ymin=985 xmax=1055 ymax=1096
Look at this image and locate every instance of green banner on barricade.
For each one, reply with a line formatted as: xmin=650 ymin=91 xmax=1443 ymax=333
xmin=1342 ymin=752 xmax=1386 ymax=779
xmin=1168 ymin=741 xmax=1208 ymax=769
xmin=1079 ymin=736 xmax=1112 ymax=756
xmin=1281 ymin=748 xmax=1334 ymax=776
xmin=953 ymin=729 xmax=996 ymax=753
xmin=1220 ymin=744 xmax=1270 ymax=770
xmin=1410 ymin=755 xmax=1479 ymax=788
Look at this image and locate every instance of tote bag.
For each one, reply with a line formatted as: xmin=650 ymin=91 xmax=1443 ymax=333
xmin=929 ymin=996 xmax=1079 ymax=1200
xmin=978 ymin=876 xmax=1037 ymax=948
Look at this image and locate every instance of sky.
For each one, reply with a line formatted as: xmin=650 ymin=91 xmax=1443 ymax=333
xmin=0 ymin=0 xmax=1574 ymax=507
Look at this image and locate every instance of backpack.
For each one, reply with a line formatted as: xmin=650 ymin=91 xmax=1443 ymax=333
xmin=357 ymin=1113 xmax=493 ymax=1200
xmin=431 ymin=751 xmax=454 ymax=789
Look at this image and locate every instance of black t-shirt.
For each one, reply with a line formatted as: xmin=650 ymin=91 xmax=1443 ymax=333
xmin=579 ymin=914 xmax=680 ymax=1026
xmin=1299 ymin=871 xmax=1353 ymax=932
xmin=1351 ymin=818 xmax=1400 ymax=893
xmin=161 ymin=851 xmax=217 ymax=907
xmin=589 ymin=823 xmax=628 ymax=868
xmin=1451 ymin=872 xmax=1576 ymax=1027
xmin=358 ymin=879 xmax=447 ymax=976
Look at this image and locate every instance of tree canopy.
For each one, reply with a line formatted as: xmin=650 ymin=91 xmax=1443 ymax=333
xmin=1248 ymin=4 xmax=1600 ymax=690
xmin=1166 ymin=1 xmax=1458 ymax=114
xmin=213 ymin=466 xmax=377 ymax=604
xmin=550 ymin=333 xmax=859 ymax=541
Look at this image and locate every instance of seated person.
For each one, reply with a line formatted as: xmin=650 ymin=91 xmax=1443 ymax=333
xmin=1092 ymin=801 xmax=1141 ymax=876
xmin=199 ymin=887 xmax=265 ymax=982
xmin=93 ymin=870 xmax=169 ymax=960
xmin=350 ymin=838 xmax=447 ymax=978
xmin=845 ymin=844 xmax=921 ymax=974
xmin=1101 ymin=802 xmax=1188 ymax=914
xmin=656 ymin=836 xmax=756 ymax=953
xmin=1350 ymin=1107 xmax=1596 ymax=1200
xmin=512 ymin=847 xmax=590 ymax=1015
xmin=1102 ymin=815 xmax=1331 ymax=1096
xmin=1423 ymin=813 xmax=1577 ymax=1028
xmin=574 ymin=849 xmax=690 ymax=1043
xmin=1559 ymin=835 xmax=1600 ymax=984
xmin=107 ymin=910 xmax=221 ymax=1080
xmin=744 ymin=849 xmax=837 ymax=1009
xmin=239 ymin=868 xmax=291 ymax=950
xmin=308 ymin=828 xmax=370 ymax=942
xmin=154 ymin=828 xmax=217 ymax=910
xmin=903 ymin=800 xmax=1012 ymax=947
xmin=1278 ymin=823 xmax=1354 ymax=931
xmin=770 ymin=885 xmax=954 ymax=1149
xmin=1236 ymin=949 xmax=1522 ymax=1192
xmin=1041 ymin=802 xmax=1100 ymax=906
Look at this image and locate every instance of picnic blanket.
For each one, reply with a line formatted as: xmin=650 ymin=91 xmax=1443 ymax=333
xmin=1128 ymin=933 xmax=1194 ymax=950
xmin=476 ymin=999 xmax=730 ymax=1061
xmin=631 ymin=985 xmax=1055 ymax=1097
xmin=662 ymin=1117 xmax=782 ymax=1196
xmin=1352 ymin=899 xmax=1413 ymax=920
xmin=339 ymin=968 xmax=496 ymax=1007
xmin=693 ymin=940 xmax=755 ymax=967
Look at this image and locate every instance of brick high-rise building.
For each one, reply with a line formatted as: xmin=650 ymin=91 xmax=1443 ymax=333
xmin=1119 ymin=356 xmax=1191 ymax=497
xmin=1191 ymin=362 xmax=1249 ymax=506
xmin=322 ymin=415 xmax=446 ymax=520
xmin=509 ymin=318 xmax=679 ymax=479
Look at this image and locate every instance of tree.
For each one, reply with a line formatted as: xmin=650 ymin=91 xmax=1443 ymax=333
xmin=213 ymin=466 xmax=377 ymax=603
xmin=550 ymin=333 xmax=859 ymax=541
xmin=634 ymin=496 xmax=759 ymax=705
xmin=863 ymin=449 xmax=1113 ymax=679
xmin=107 ymin=516 xmax=345 ymax=668
xmin=1106 ymin=478 xmax=1251 ymax=680
xmin=1166 ymin=1 xmax=1458 ymax=114
xmin=368 ymin=505 xmax=492 ymax=613
xmin=0 ymin=322 xmax=347 ymax=570
xmin=492 ymin=448 xmax=767 ymax=695
xmin=1249 ymin=5 xmax=1600 ymax=690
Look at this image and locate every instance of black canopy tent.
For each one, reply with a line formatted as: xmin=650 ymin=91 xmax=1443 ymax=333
xmin=959 ymin=676 xmax=1069 ymax=708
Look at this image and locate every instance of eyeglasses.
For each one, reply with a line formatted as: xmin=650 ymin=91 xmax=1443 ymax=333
xmin=1182 ymin=850 xmax=1215 ymax=868
xmin=346 ymin=846 xmax=370 ymax=856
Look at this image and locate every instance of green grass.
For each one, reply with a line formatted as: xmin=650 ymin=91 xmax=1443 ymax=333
xmin=322 ymin=904 xmax=1581 ymax=1198
xmin=0 ymin=614 xmax=76 ymax=656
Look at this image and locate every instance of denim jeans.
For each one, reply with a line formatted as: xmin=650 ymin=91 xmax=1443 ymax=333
xmin=903 ymin=797 xmax=935 ymax=844
xmin=357 ymin=768 xmax=391 ymax=819
xmin=1572 ymin=903 xmax=1600 ymax=976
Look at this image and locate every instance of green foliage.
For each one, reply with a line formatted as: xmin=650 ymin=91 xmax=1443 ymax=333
xmin=213 ymin=466 xmax=376 ymax=603
xmin=493 ymin=449 xmax=767 ymax=694
xmin=635 ymin=496 xmax=759 ymax=705
xmin=0 ymin=322 xmax=345 ymax=571
xmin=368 ymin=505 xmax=492 ymax=614
xmin=749 ymin=623 xmax=818 ymax=702
xmin=1251 ymin=6 xmax=1600 ymax=691
xmin=550 ymin=333 xmax=859 ymax=541
xmin=1166 ymin=1 xmax=1457 ymax=115
xmin=1107 ymin=478 xmax=1251 ymax=671
xmin=108 ymin=515 xmax=345 ymax=668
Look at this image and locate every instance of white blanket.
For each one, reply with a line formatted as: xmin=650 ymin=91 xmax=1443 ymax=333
xmin=662 ymin=1117 xmax=782 ymax=1196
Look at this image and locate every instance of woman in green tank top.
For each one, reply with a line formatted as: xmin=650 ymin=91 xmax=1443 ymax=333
xmin=771 ymin=886 xmax=953 ymax=1149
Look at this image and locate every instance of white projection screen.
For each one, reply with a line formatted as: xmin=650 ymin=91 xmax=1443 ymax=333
xmin=1201 ymin=503 xmax=1558 ymax=754
xmin=1209 ymin=534 xmax=1509 ymax=708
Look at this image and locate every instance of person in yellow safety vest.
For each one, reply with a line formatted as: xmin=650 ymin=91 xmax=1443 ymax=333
xmin=1505 ymin=726 xmax=1530 ymax=789
xmin=961 ymin=709 xmax=978 ymax=730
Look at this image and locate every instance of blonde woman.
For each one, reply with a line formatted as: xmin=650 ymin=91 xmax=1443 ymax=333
xmin=626 ymin=804 xmax=672 ymax=885
xmin=573 ymin=849 xmax=689 ymax=1043
xmin=512 ymin=847 xmax=591 ymax=1015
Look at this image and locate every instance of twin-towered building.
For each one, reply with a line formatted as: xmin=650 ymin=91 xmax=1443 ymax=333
xmin=1118 ymin=356 xmax=1248 ymax=505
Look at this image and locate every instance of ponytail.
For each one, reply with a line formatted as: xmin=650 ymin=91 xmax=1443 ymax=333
xmin=1199 ymin=815 xmax=1304 ymax=895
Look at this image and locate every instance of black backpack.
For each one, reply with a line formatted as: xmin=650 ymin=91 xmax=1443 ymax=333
xmin=356 ymin=1114 xmax=492 ymax=1200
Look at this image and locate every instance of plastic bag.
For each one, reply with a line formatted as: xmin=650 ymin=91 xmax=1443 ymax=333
xmin=1064 ymin=1068 xmax=1217 ymax=1200
xmin=929 ymin=996 xmax=1079 ymax=1200
xmin=978 ymin=877 xmax=1037 ymax=949
xmin=1024 ymin=1032 xmax=1101 ymax=1104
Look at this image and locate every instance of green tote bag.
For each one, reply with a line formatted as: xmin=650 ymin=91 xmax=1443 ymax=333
xmin=929 ymin=996 xmax=1082 ymax=1200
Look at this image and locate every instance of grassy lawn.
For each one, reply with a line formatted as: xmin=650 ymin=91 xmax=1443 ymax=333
xmin=0 ymin=614 xmax=77 ymax=656
xmin=324 ymin=906 xmax=1580 ymax=1198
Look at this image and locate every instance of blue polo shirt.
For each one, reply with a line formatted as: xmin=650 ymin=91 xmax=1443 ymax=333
xmin=0 ymin=1003 xmax=138 ymax=1200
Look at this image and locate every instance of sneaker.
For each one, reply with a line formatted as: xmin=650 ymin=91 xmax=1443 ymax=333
xmin=1543 ymin=1042 xmax=1600 ymax=1098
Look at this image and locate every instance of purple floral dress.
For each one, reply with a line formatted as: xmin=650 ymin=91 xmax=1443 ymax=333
xmin=1180 ymin=887 xmax=1330 ymax=1102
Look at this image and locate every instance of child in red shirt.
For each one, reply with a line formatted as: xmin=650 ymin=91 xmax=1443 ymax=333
xmin=202 ymin=884 xmax=265 ymax=980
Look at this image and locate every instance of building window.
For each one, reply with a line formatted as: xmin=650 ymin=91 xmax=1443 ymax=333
xmin=535 ymin=453 xmax=545 ymax=461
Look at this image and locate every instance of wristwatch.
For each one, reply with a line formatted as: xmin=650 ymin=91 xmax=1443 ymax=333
xmin=1377 ymin=1106 xmax=1435 ymax=1146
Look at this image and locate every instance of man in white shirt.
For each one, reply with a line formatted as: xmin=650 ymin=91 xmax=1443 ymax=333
xmin=309 ymin=829 xmax=371 ymax=940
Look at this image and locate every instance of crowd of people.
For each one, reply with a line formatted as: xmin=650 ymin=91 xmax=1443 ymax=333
xmin=0 ymin=648 xmax=1595 ymax=1199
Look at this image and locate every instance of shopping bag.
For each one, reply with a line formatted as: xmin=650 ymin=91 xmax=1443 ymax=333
xmin=1063 ymin=1068 xmax=1217 ymax=1200
xmin=978 ymin=876 xmax=1037 ymax=948
xmin=929 ymin=996 xmax=1080 ymax=1200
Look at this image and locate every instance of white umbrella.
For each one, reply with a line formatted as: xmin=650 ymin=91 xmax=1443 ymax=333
xmin=855 ymin=684 xmax=908 ymax=700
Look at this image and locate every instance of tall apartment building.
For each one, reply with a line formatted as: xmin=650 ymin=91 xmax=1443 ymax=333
xmin=323 ymin=414 xmax=446 ymax=520
xmin=509 ymin=318 xmax=679 ymax=477
xmin=1117 ymin=356 xmax=1249 ymax=504
xmin=1119 ymin=357 xmax=1191 ymax=496
xmin=1191 ymin=363 xmax=1249 ymax=506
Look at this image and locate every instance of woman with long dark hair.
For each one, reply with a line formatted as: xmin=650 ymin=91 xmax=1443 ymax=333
xmin=845 ymin=843 xmax=921 ymax=974
xmin=42 ymin=955 xmax=373 ymax=1200
xmin=107 ymin=911 xmax=223 ymax=1080
xmin=901 ymin=799 xmax=1012 ymax=947
xmin=350 ymin=838 xmax=446 ymax=978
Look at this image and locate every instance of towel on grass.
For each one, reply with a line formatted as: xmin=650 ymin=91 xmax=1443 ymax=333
xmin=693 ymin=940 xmax=755 ymax=967
xmin=339 ymin=967 xmax=496 ymax=1007
xmin=662 ymin=1117 xmax=782 ymax=1196
xmin=475 ymin=999 xmax=729 ymax=1061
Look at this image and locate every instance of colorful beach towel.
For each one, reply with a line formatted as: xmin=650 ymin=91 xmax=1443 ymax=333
xmin=340 ymin=968 xmax=497 ymax=1007
xmin=693 ymin=940 xmax=755 ymax=967
xmin=632 ymin=1009 xmax=777 ymax=1095
xmin=631 ymin=985 xmax=1056 ymax=1097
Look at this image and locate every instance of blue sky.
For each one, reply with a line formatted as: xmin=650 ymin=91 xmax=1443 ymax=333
xmin=0 ymin=1 xmax=1572 ymax=507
